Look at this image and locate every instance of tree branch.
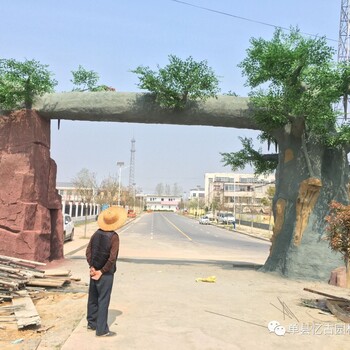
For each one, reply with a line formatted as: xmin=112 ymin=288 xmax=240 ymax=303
xmin=261 ymin=154 xmax=279 ymax=162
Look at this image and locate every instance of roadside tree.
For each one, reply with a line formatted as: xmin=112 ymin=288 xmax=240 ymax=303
xmin=96 ymin=176 xmax=119 ymax=207
xmin=72 ymin=168 xmax=97 ymax=238
xmin=172 ymin=183 xmax=183 ymax=196
xmin=155 ymin=183 xmax=165 ymax=196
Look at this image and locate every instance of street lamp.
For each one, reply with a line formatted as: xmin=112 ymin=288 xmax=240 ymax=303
xmin=132 ymin=183 xmax=136 ymax=210
xmin=197 ymin=185 xmax=201 ymax=217
xmin=233 ymin=177 xmax=236 ymax=217
xmin=117 ymin=161 xmax=124 ymax=206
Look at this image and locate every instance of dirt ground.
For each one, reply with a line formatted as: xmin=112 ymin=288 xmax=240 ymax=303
xmin=0 ymin=289 xmax=88 ymax=350
xmin=2 ymin=258 xmax=350 ymax=350
xmin=2 ymin=219 xmax=350 ymax=350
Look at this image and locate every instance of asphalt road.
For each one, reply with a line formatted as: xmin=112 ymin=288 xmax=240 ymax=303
xmin=119 ymin=212 xmax=271 ymax=264
xmin=60 ymin=214 xmax=350 ymax=350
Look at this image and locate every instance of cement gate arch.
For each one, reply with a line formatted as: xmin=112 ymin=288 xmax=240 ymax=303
xmin=0 ymin=92 xmax=254 ymax=263
xmin=1 ymin=91 xmax=344 ymax=282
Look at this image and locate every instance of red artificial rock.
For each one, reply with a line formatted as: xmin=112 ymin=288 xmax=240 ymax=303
xmin=0 ymin=110 xmax=63 ymax=261
xmin=329 ymin=266 xmax=347 ymax=288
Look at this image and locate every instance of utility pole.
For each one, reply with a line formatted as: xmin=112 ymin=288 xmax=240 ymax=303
xmin=117 ymin=161 xmax=124 ymax=206
xmin=338 ymin=0 xmax=350 ymax=119
xmin=128 ymin=138 xmax=136 ymax=192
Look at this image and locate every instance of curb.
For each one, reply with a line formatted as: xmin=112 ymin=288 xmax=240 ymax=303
xmin=189 ymin=215 xmax=271 ymax=242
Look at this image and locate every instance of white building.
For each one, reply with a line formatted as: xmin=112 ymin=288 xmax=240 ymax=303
xmin=56 ymin=182 xmax=99 ymax=221
xmin=204 ymin=173 xmax=275 ymax=214
xmin=188 ymin=187 xmax=205 ymax=200
xmin=145 ymin=195 xmax=182 ymax=212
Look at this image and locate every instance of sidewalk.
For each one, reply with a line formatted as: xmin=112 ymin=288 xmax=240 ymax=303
xmin=188 ymin=214 xmax=272 ymax=242
xmin=57 ymin=216 xmax=350 ymax=350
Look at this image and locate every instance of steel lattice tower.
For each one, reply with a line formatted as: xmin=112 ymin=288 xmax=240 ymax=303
xmin=338 ymin=0 xmax=350 ymax=119
xmin=339 ymin=0 xmax=350 ymax=61
xmin=128 ymin=138 xmax=136 ymax=190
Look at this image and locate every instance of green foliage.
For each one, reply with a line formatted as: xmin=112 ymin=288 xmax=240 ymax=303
xmin=223 ymin=27 xmax=350 ymax=174
xmin=71 ymin=65 xmax=99 ymax=91
xmin=132 ymin=55 xmax=220 ymax=110
xmin=0 ymin=58 xmax=57 ymax=109
xmin=328 ymin=124 xmax=350 ymax=148
xmin=260 ymin=197 xmax=270 ymax=206
xmin=71 ymin=65 xmax=116 ymax=92
xmin=260 ymin=186 xmax=276 ymax=206
xmin=266 ymin=186 xmax=276 ymax=199
xmin=223 ymin=90 xmax=238 ymax=96
xmin=239 ymin=28 xmax=341 ymax=134
xmin=221 ymin=137 xmax=278 ymax=175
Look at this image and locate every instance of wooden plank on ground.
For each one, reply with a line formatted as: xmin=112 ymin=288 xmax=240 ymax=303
xmin=12 ymin=291 xmax=41 ymax=329
xmin=326 ymin=299 xmax=350 ymax=323
xmin=43 ymin=269 xmax=71 ymax=277
xmin=303 ymin=288 xmax=350 ymax=301
xmin=26 ymin=278 xmax=69 ymax=288
xmin=0 ymin=304 xmax=25 ymax=314
xmin=0 ymin=316 xmax=17 ymax=322
xmin=0 ymin=255 xmax=46 ymax=266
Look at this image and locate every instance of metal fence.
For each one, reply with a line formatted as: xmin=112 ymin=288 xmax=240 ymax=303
xmin=237 ymin=219 xmax=271 ymax=231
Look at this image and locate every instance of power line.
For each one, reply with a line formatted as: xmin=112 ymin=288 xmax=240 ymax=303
xmin=171 ymin=0 xmax=337 ymax=43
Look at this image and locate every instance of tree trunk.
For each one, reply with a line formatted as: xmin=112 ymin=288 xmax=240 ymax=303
xmin=261 ymin=128 xmax=348 ymax=281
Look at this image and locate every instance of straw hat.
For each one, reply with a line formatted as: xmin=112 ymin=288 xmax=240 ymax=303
xmin=97 ymin=206 xmax=127 ymax=231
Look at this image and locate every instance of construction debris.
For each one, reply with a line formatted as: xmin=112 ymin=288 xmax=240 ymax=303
xmin=325 ymin=299 xmax=350 ymax=323
xmin=0 ymin=255 xmax=83 ymax=330
xmin=12 ymin=291 xmax=41 ymax=328
xmin=303 ymin=287 xmax=350 ymax=323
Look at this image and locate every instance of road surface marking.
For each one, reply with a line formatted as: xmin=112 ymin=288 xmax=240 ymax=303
xmin=161 ymin=214 xmax=193 ymax=241
xmin=151 ymin=213 xmax=154 ymax=239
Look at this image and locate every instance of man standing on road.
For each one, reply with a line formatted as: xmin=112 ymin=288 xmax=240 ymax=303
xmin=86 ymin=206 xmax=127 ymax=337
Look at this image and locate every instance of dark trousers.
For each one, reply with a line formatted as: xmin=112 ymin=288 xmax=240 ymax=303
xmin=87 ymin=273 xmax=114 ymax=335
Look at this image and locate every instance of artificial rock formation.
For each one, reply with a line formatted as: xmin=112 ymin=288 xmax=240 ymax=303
xmin=33 ymin=92 xmax=258 ymax=130
xmin=0 ymin=110 xmax=63 ymax=261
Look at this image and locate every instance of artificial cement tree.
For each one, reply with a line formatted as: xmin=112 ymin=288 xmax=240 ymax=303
xmin=222 ymin=28 xmax=350 ymax=280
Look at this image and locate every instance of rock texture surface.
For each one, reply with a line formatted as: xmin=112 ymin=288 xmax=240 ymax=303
xmin=0 ymin=110 xmax=63 ymax=261
xmin=34 ymin=92 xmax=258 ymax=130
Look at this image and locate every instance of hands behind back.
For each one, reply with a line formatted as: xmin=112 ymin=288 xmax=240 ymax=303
xmin=89 ymin=267 xmax=102 ymax=280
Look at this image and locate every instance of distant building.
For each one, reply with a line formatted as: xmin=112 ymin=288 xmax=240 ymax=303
xmin=56 ymin=182 xmax=99 ymax=221
xmin=187 ymin=187 xmax=205 ymax=216
xmin=57 ymin=182 xmax=80 ymax=202
xmin=145 ymin=195 xmax=181 ymax=212
xmin=188 ymin=187 xmax=205 ymax=200
xmin=204 ymin=173 xmax=275 ymax=214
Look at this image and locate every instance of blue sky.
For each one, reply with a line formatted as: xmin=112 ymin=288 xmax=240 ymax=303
xmin=2 ymin=0 xmax=340 ymax=193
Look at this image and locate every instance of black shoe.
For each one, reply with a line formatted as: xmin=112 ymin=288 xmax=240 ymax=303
xmin=96 ymin=331 xmax=117 ymax=337
xmin=87 ymin=325 xmax=96 ymax=331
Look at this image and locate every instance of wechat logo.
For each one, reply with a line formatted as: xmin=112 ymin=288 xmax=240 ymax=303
xmin=268 ymin=320 xmax=286 ymax=336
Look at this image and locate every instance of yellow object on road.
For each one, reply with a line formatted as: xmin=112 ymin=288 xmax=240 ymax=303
xmin=195 ymin=276 xmax=216 ymax=283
